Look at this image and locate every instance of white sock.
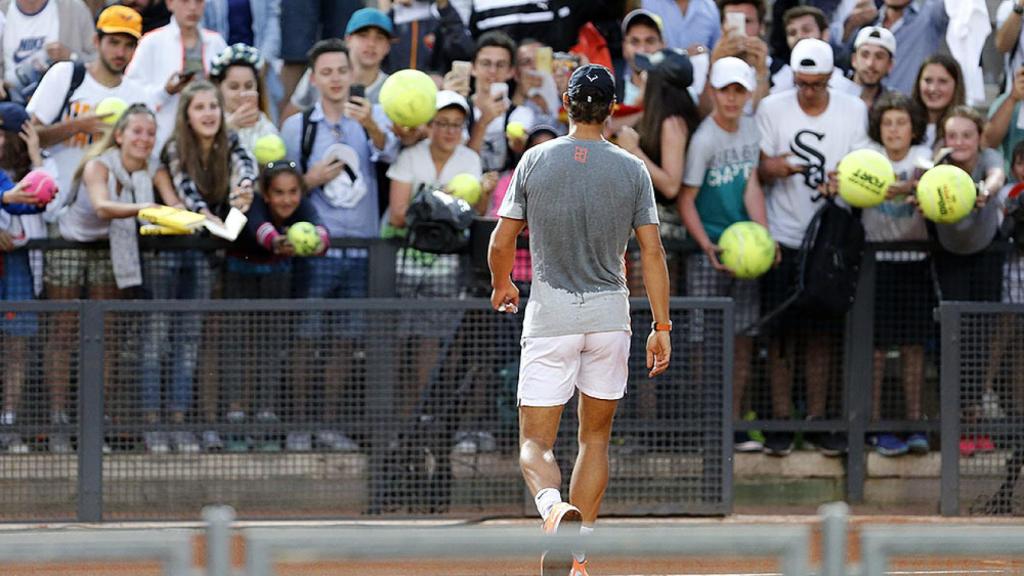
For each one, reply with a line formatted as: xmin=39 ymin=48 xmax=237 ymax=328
xmin=534 ymin=487 xmax=562 ymax=519
xmin=0 ymin=411 xmax=14 ymax=426
xmin=574 ymin=525 xmax=594 ymax=563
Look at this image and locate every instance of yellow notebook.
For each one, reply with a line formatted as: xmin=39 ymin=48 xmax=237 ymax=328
xmin=139 ymin=224 xmax=192 ymax=235
xmin=138 ymin=206 xmax=206 ymax=233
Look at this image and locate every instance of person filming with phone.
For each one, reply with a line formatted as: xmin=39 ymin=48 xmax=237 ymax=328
xmin=209 ymin=43 xmax=279 ymax=156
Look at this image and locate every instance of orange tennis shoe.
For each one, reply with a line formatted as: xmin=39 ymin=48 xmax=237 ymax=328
xmin=541 ymin=503 xmax=582 ymax=575
xmin=570 ymin=558 xmax=590 ymax=576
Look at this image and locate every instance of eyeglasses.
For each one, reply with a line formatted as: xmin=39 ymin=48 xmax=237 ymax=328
xmin=476 ymin=59 xmax=511 ymax=71
xmin=431 ymin=121 xmax=464 ymax=131
xmin=794 ymin=79 xmax=829 ymax=91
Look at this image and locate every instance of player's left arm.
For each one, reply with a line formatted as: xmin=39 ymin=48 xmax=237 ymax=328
xmin=488 ymin=216 xmax=527 ymax=312
xmin=636 ymin=223 xmax=671 ymax=377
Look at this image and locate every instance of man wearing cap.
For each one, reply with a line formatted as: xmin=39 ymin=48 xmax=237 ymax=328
xmin=850 ymin=25 xmax=897 ymax=109
xmin=755 ymin=38 xmax=871 ymax=457
xmin=617 ymin=9 xmax=666 ymax=106
xmin=770 ymin=6 xmax=859 ymax=96
xmin=854 ymin=0 xmax=948 ymax=97
xmin=489 ymin=63 xmax=670 ymax=576
xmin=285 ymin=8 xmax=393 ymax=118
xmin=0 ymin=0 xmax=97 ymax=103
xmin=680 ymin=57 xmax=766 ymax=453
xmin=27 ymin=5 xmax=148 ymax=206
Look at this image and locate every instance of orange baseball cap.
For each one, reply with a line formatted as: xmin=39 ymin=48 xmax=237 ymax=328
xmin=97 ymin=5 xmax=143 ymax=39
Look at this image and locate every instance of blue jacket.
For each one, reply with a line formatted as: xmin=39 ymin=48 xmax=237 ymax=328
xmin=202 ymin=0 xmax=281 ymax=61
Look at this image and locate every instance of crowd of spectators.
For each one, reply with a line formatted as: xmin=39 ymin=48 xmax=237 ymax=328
xmin=0 ymin=0 xmax=1018 ymax=460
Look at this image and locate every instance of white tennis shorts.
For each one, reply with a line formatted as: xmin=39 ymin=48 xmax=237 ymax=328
xmin=517 ymin=331 xmax=631 ymax=407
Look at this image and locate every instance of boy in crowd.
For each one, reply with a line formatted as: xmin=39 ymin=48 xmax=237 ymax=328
xmin=770 ymin=6 xmax=858 ymax=95
xmin=849 ymin=26 xmax=898 ymax=110
xmin=679 ymin=57 xmax=766 ymax=452
xmin=616 ymin=9 xmax=665 ymax=106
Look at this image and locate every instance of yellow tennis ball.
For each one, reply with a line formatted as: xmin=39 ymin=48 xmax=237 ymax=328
xmin=916 ymin=164 xmax=976 ymax=224
xmin=95 ymin=97 xmax=128 ymax=125
xmin=253 ymin=134 xmax=287 ymax=165
xmin=506 ymin=121 xmax=526 ymax=140
xmin=379 ymin=69 xmax=438 ymax=128
xmin=836 ymin=148 xmax=895 ymax=208
xmin=718 ymin=221 xmax=776 ymax=280
xmin=286 ymin=221 xmax=321 ymax=256
xmin=447 ymin=173 xmax=482 ymax=205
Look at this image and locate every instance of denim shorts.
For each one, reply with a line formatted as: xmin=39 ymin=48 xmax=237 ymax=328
xmin=293 ymin=250 xmax=369 ymax=339
xmin=280 ymin=0 xmax=361 ymax=62
xmin=1 ymin=251 xmax=38 ymax=337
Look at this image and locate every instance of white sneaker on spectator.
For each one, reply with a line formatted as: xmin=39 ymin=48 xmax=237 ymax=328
xmin=0 ymin=433 xmax=28 ymax=454
xmin=145 ymin=431 xmax=170 ymax=454
xmin=315 ymin=430 xmax=358 ymax=452
xmin=49 ymin=433 xmax=73 ymax=454
xmin=171 ymin=431 xmax=200 ymax=453
xmin=202 ymin=430 xmax=224 ymax=452
xmin=286 ymin=432 xmax=312 ymax=452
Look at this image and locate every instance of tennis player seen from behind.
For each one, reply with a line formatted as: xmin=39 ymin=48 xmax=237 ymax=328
xmin=488 ymin=63 xmax=673 ymax=576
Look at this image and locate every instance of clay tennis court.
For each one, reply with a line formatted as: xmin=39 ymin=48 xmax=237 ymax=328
xmin=1 ymin=514 xmax=1022 ymax=575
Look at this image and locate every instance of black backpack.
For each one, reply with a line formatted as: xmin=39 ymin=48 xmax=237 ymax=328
xmin=404 ymin=184 xmax=474 ymax=254
xmin=748 ymin=198 xmax=864 ymax=333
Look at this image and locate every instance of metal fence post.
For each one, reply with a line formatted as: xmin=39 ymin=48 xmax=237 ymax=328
xmin=367 ymin=240 xmax=398 ymax=298
xmin=77 ymin=301 xmax=105 ymax=522
xmin=844 ymin=249 xmax=876 ymax=503
xmin=939 ymin=303 xmax=962 ymax=516
xmin=819 ymin=501 xmax=849 ymax=576
xmin=204 ymin=505 xmax=235 ymax=576
xmin=721 ymin=299 xmax=735 ymax=514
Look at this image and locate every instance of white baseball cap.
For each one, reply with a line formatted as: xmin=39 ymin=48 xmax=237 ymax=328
xmin=854 ymin=26 xmax=896 ymax=56
xmin=435 ymin=90 xmax=470 ymax=114
xmin=790 ymin=38 xmax=834 ymax=75
xmin=710 ymin=57 xmax=756 ymax=91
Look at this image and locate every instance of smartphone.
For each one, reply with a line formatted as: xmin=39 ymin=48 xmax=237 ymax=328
xmin=451 ymin=60 xmax=472 ymax=79
xmin=534 ymin=46 xmax=553 ymax=75
xmin=178 ymin=69 xmax=198 ymax=83
xmin=240 ymin=89 xmax=259 ymax=107
xmin=726 ymin=12 xmax=746 ymax=36
xmin=490 ymin=82 xmax=509 ymax=102
xmin=349 ymin=84 xmax=365 ymax=101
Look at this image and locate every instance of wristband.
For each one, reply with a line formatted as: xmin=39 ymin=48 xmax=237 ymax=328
xmin=652 ymin=321 xmax=672 ymax=332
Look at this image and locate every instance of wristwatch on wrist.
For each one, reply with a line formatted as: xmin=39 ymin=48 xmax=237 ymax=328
xmin=1015 ymin=2 xmax=1024 ymax=15
xmin=651 ymin=321 xmax=672 ymax=332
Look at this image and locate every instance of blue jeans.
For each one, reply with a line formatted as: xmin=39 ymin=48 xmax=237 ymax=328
xmin=293 ymin=250 xmax=368 ymax=339
xmin=140 ymin=251 xmax=214 ymax=415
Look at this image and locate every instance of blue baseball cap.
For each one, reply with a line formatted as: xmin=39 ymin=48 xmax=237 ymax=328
xmin=0 ymin=102 xmax=29 ymax=133
xmin=345 ymin=8 xmax=394 ymax=37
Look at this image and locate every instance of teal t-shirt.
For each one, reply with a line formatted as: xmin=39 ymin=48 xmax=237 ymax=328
xmin=683 ymin=115 xmax=760 ymax=243
xmin=988 ymin=93 xmax=1024 ymax=173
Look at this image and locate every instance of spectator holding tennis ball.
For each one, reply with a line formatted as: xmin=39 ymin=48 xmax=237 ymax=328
xmin=219 ymin=160 xmax=327 ymax=452
xmin=385 ymin=89 xmax=483 ymax=417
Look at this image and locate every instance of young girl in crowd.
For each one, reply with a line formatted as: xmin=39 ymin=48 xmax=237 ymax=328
xmin=912 ymin=55 xmax=966 ymax=149
xmin=141 ymin=80 xmax=256 ymax=454
xmin=929 ymin=106 xmax=1007 ymax=458
xmin=209 ymin=43 xmax=280 ymax=156
xmin=220 ymin=160 xmax=327 ymax=452
xmin=47 ymin=103 xmax=161 ymax=453
xmin=0 ymin=103 xmax=52 ymax=453
xmin=862 ymin=94 xmax=934 ymax=457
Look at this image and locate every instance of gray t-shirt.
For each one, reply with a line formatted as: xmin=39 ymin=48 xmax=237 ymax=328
xmin=498 ymin=136 xmax=658 ymax=338
xmin=935 ymin=148 xmax=1004 ymax=255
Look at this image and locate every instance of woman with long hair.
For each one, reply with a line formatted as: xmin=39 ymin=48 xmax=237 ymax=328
xmin=209 ymin=43 xmax=280 ymax=155
xmin=912 ymin=54 xmax=967 ymax=149
xmin=140 ymin=80 xmax=256 ymax=454
xmin=45 ymin=103 xmax=160 ymax=453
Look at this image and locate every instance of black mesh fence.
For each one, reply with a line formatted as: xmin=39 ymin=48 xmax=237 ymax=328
xmin=940 ymin=304 xmax=1024 ymax=517
xmin=0 ymin=296 xmax=731 ymax=521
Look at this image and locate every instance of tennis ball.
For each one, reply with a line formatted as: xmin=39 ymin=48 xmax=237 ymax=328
xmin=505 ymin=121 xmax=526 ymax=140
xmin=447 ymin=173 xmax=482 ymax=205
xmin=19 ymin=169 xmax=57 ymax=204
xmin=287 ymin=221 xmax=321 ymax=256
xmin=253 ymin=134 xmax=287 ymax=165
xmin=916 ymin=164 xmax=976 ymax=224
xmin=836 ymin=148 xmax=894 ymax=208
xmin=379 ymin=69 xmax=438 ymax=128
xmin=718 ymin=221 xmax=776 ymax=280
xmin=95 ymin=97 xmax=128 ymax=125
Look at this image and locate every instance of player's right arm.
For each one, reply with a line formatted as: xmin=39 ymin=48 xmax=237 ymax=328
xmin=488 ymin=216 xmax=526 ymax=312
xmin=636 ymin=223 xmax=671 ymax=377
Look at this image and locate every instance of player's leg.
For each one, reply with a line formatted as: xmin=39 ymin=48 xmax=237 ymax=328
xmin=570 ymin=392 xmax=617 ymax=524
xmin=519 ymin=404 xmax=565 ymax=501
